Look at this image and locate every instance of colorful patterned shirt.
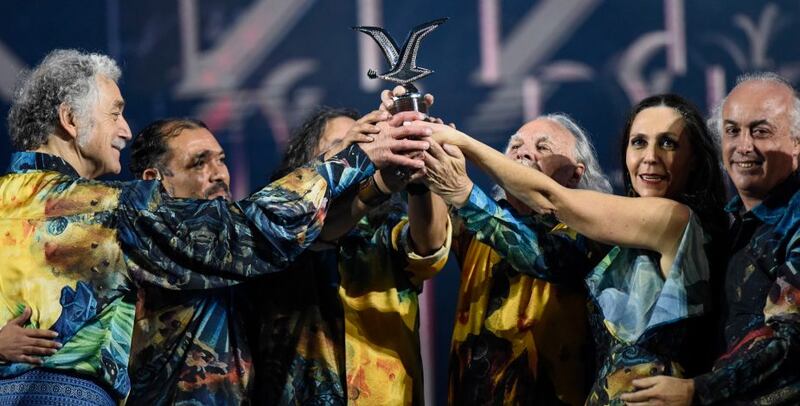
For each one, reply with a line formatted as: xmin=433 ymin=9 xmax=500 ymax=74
xmin=584 ymin=213 xmax=711 ymax=405
xmin=249 ymin=208 xmax=450 ymax=405
xmin=693 ymin=173 xmax=800 ymax=404
xmin=449 ymin=185 xmax=603 ymax=406
xmin=0 ymin=147 xmax=373 ymax=400
xmin=128 ymin=286 xmax=253 ymax=405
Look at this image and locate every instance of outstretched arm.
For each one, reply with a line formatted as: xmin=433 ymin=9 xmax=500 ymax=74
xmin=118 ymin=130 xmax=429 ymax=290
xmin=423 ymin=140 xmax=596 ymax=283
xmin=417 ymin=121 xmax=690 ymax=275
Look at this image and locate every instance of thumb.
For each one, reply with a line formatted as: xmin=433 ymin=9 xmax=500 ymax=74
xmin=442 ymin=143 xmax=464 ymax=159
xmin=10 ymin=306 xmax=32 ymax=326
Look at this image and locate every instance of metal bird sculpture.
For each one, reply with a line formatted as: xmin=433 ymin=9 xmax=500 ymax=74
xmin=353 ymin=18 xmax=448 ymax=87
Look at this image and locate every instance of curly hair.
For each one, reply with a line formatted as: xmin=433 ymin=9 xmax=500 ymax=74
xmin=7 ymin=49 xmax=121 ymax=151
xmin=129 ymin=118 xmax=209 ymax=177
xmin=271 ymin=106 xmax=358 ymax=180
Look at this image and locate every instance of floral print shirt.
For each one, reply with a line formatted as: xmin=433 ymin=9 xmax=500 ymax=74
xmin=0 ymin=146 xmax=373 ymax=400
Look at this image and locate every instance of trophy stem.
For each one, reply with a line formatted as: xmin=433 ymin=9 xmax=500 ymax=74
xmin=390 ymin=92 xmax=428 ymax=114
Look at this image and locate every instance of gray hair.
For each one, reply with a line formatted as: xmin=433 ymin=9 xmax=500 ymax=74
xmin=7 ymin=49 xmax=121 ymax=150
xmin=707 ymin=71 xmax=800 ymax=143
xmin=542 ymin=113 xmax=612 ymax=193
xmin=493 ymin=113 xmax=612 ymax=200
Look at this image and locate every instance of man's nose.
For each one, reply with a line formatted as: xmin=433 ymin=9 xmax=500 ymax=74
xmin=734 ymin=132 xmax=755 ymax=154
xmin=119 ymin=115 xmax=132 ymax=141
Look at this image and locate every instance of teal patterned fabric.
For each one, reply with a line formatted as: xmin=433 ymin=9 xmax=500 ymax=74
xmin=586 ymin=213 xmax=710 ymax=343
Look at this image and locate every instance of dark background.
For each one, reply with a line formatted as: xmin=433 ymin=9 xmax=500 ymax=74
xmin=1 ymin=1 xmax=797 ymax=403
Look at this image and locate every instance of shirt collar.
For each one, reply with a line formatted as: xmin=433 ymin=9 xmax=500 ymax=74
xmin=725 ymin=171 xmax=800 ymax=225
xmin=7 ymin=151 xmax=80 ymax=178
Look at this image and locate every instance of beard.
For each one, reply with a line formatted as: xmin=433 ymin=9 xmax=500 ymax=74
xmin=203 ymin=181 xmax=231 ymax=200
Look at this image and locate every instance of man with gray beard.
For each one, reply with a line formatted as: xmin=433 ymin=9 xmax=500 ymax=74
xmin=420 ymin=114 xmax=611 ymax=405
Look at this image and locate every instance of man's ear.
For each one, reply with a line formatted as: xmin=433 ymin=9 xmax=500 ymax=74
xmin=142 ymin=168 xmax=162 ymax=181
xmin=57 ymin=103 xmax=79 ymax=139
xmin=566 ymin=163 xmax=586 ymax=188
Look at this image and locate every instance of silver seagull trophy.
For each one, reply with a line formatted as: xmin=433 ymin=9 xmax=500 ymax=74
xmin=353 ymin=18 xmax=448 ymax=113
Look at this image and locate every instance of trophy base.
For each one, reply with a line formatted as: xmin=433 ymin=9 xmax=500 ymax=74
xmin=390 ymin=92 xmax=428 ymax=114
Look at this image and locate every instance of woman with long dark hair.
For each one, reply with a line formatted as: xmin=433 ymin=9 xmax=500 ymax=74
xmin=418 ymin=94 xmax=726 ymax=405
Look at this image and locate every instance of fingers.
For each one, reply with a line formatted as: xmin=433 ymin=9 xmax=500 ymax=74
xmin=423 ymin=93 xmax=434 ymax=106
xmin=26 ymin=337 xmax=62 ymax=349
xmin=16 ymin=355 xmax=44 ymax=365
xmin=10 ymin=306 xmax=32 ymax=326
xmin=386 ymin=123 xmax=432 ymax=140
xmin=392 ymin=85 xmax=407 ymax=97
xmin=379 ymin=86 xmax=408 ymax=111
xmin=426 ymin=138 xmax=448 ymax=160
xmin=22 ymin=345 xmax=58 ymax=356
xmin=631 ymin=377 xmax=658 ymax=389
xmin=389 ymin=138 xmax=431 ymax=154
xmin=357 ymin=110 xmax=390 ymax=125
xmin=421 ymin=151 xmax=445 ymax=176
xmin=619 ymin=388 xmax=656 ymax=403
xmin=388 ymin=112 xmax=427 ymax=127
xmin=442 ymin=143 xmax=465 ymax=159
xmin=381 ymin=153 xmax=425 ymax=170
xmin=26 ymin=328 xmax=59 ymax=339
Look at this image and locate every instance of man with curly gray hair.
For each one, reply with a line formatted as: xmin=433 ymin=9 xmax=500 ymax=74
xmin=8 ymin=50 xmax=130 ymax=177
xmin=0 ymin=49 xmax=432 ymax=404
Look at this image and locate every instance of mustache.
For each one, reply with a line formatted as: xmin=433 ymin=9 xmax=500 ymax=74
xmin=515 ymin=158 xmax=539 ymax=170
xmin=111 ymin=139 xmax=127 ymax=150
xmin=204 ymin=182 xmax=231 ymax=199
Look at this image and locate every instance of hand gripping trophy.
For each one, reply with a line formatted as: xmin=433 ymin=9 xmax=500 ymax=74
xmin=353 ymin=18 xmax=448 ymax=114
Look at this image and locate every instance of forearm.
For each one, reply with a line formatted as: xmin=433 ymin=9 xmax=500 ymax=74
xmin=456 ymin=185 xmax=588 ymax=283
xmin=458 ymin=135 xmax=558 ymax=213
xmin=318 ymin=187 xmax=370 ymax=242
xmin=119 ymin=145 xmax=375 ymax=288
xmin=457 ymin=134 xmax=688 ymax=257
xmin=407 ymin=189 xmax=449 ymax=256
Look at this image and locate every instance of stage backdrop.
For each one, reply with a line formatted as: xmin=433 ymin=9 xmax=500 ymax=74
xmin=1 ymin=1 xmax=798 ymax=404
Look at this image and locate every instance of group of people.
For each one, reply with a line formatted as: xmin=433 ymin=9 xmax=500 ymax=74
xmin=0 ymin=48 xmax=796 ymax=406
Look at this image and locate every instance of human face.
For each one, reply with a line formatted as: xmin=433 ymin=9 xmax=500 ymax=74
xmin=625 ymin=106 xmax=693 ymax=199
xmin=76 ymin=76 xmax=131 ymax=178
xmin=721 ymin=81 xmax=799 ymax=209
xmin=161 ymin=127 xmax=231 ymax=200
xmin=315 ymin=116 xmax=356 ymax=155
xmin=506 ymin=118 xmax=584 ymax=188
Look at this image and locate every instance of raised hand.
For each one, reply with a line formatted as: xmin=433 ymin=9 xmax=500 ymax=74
xmin=0 ymin=307 xmax=61 ymax=364
xmin=422 ymin=140 xmax=472 ymax=207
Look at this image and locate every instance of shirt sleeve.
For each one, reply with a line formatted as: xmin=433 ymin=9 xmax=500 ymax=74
xmin=117 ymin=144 xmax=374 ymax=290
xmin=392 ymin=215 xmax=453 ymax=287
xmin=693 ymin=228 xmax=800 ymax=404
xmin=454 ymin=184 xmax=596 ymax=285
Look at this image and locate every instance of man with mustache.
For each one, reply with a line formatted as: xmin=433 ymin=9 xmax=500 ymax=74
xmin=622 ymin=72 xmax=800 ymax=404
xmin=123 ymin=118 xmax=244 ymax=404
xmin=0 ymin=49 xmax=431 ymax=404
xmin=420 ymin=113 xmax=612 ymax=405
